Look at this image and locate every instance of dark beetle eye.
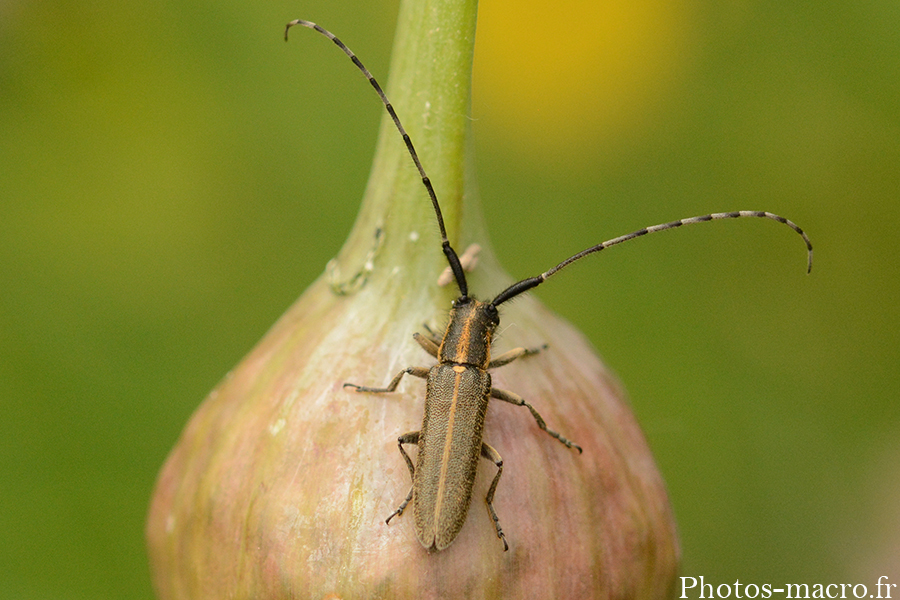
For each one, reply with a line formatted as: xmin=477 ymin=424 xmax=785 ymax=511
xmin=484 ymin=304 xmax=499 ymax=324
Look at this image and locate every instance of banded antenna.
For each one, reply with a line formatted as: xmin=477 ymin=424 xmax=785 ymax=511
xmin=285 ymin=19 xmax=470 ymax=299
xmin=492 ymin=211 xmax=812 ymax=307
xmin=286 ymin=20 xmax=813 ymax=309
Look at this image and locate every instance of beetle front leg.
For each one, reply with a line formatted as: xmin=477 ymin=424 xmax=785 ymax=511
xmin=481 ymin=441 xmax=509 ymax=551
xmin=343 ymin=366 xmax=429 ymax=393
xmin=491 ymin=387 xmax=583 ymax=453
xmin=386 ymin=431 xmax=419 ymax=524
xmin=413 ymin=332 xmax=440 ymax=358
xmin=421 ymin=321 xmax=441 ymax=338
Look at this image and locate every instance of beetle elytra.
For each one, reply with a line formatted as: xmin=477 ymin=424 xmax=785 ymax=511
xmin=285 ymin=19 xmax=813 ymax=552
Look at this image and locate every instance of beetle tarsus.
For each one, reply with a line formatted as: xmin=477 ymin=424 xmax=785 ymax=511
xmin=386 ymin=492 xmax=410 ymax=525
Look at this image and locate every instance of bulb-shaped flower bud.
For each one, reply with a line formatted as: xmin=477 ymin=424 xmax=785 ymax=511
xmin=146 ymin=0 xmax=679 ymax=597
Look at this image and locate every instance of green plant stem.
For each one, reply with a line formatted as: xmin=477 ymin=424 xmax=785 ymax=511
xmin=333 ymin=0 xmax=489 ymax=303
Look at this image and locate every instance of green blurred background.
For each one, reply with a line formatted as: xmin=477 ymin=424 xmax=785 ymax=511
xmin=1 ymin=0 xmax=897 ymax=597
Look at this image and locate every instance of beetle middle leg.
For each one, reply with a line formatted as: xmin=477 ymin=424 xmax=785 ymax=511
xmin=343 ymin=366 xmax=429 ymax=393
xmin=491 ymin=387 xmax=583 ymax=453
xmin=385 ymin=431 xmax=419 ymax=524
xmin=481 ymin=441 xmax=509 ymax=551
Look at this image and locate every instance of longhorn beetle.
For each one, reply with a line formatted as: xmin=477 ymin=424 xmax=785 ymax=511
xmin=285 ymin=19 xmax=813 ymax=552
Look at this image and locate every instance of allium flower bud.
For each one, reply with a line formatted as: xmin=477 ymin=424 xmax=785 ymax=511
xmin=146 ymin=0 xmax=679 ymax=597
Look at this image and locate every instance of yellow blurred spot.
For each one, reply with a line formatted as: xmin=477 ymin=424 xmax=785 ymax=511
xmin=473 ymin=0 xmax=695 ymax=161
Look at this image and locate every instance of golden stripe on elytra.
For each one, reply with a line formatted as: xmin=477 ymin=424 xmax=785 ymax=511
xmin=433 ymin=368 xmax=464 ymax=527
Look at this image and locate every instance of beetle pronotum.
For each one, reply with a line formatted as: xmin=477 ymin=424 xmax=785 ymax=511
xmin=285 ymin=19 xmax=812 ymax=552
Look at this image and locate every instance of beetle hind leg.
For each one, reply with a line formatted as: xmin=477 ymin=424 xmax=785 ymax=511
xmin=385 ymin=431 xmax=419 ymax=524
xmin=481 ymin=442 xmax=509 ymax=551
xmin=385 ymin=487 xmax=413 ymax=525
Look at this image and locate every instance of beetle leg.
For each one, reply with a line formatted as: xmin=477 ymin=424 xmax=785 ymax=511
xmin=420 ymin=323 xmax=444 ymax=347
xmin=488 ymin=344 xmax=548 ymax=369
xmin=386 ymin=431 xmax=419 ymax=524
xmin=481 ymin=442 xmax=509 ymax=551
xmin=413 ymin=332 xmax=440 ymax=357
xmin=396 ymin=431 xmax=418 ymax=481
xmin=343 ymin=366 xmax=429 ymax=393
xmin=490 ymin=387 xmax=583 ymax=453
